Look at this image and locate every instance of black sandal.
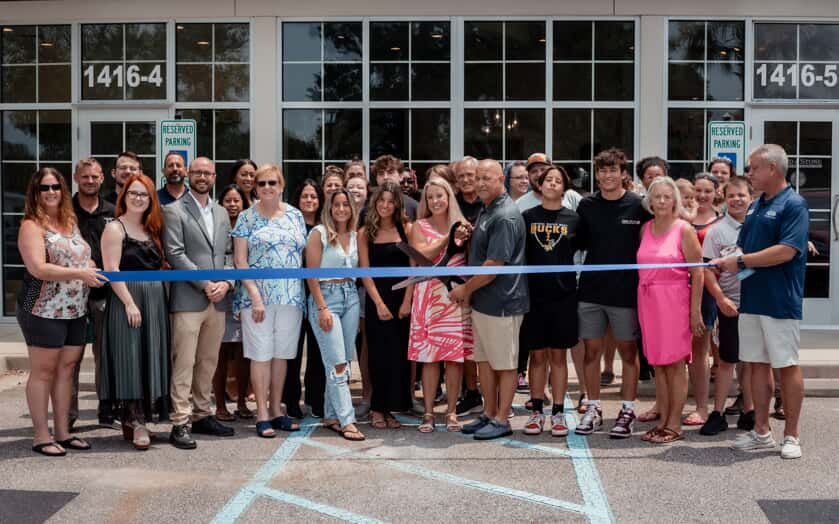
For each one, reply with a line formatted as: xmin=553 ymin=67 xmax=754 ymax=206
xmin=32 ymin=442 xmax=66 ymax=457
xmin=56 ymin=436 xmax=91 ymax=450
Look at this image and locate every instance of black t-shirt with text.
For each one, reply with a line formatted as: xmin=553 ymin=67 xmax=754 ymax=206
xmin=576 ymin=190 xmax=652 ymax=308
xmin=523 ymin=206 xmax=579 ymax=304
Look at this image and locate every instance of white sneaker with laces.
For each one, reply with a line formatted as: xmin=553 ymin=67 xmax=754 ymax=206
xmin=731 ymin=430 xmax=776 ymax=450
xmin=550 ymin=414 xmax=569 ymax=437
xmin=780 ymin=436 xmax=802 ymax=459
xmin=523 ymin=413 xmax=545 ymax=435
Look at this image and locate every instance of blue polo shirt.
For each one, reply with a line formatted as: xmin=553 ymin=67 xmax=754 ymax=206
xmin=738 ymin=185 xmax=809 ymax=320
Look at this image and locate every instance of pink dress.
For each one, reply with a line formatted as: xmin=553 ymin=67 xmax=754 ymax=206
xmin=637 ymin=219 xmax=692 ymax=366
xmin=408 ymin=219 xmax=474 ymax=363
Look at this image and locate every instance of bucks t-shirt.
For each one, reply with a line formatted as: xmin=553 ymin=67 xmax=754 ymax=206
xmin=522 ymin=206 xmax=579 ymax=304
xmin=576 ymin=190 xmax=652 ymax=308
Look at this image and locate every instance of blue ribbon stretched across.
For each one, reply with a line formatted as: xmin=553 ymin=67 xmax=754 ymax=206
xmin=100 ymin=262 xmax=711 ymax=283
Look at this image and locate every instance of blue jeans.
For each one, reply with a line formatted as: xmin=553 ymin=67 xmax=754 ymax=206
xmin=308 ymin=282 xmax=360 ymax=427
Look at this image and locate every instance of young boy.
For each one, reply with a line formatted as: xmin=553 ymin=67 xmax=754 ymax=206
xmin=700 ymin=176 xmax=755 ymax=436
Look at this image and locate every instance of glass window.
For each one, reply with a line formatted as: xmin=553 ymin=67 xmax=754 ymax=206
xmin=174 ymin=109 xmax=251 ymax=193
xmin=1 ymin=25 xmax=71 ymax=103
xmin=667 ymin=107 xmax=744 ymax=178
xmin=667 ymin=20 xmax=744 ymax=102
xmin=553 ymin=21 xmax=635 ymax=102
xmin=176 ymin=22 xmax=250 ymax=102
xmin=464 ymin=108 xmax=543 ymax=162
xmin=82 ymin=23 xmax=166 ymax=101
xmin=754 ymin=23 xmax=839 ymax=100
xmin=282 ymin=22 xmax=362 ymax=102
xmin=1 ymin=110 xmax=72 ymax=315
xmin=464 ymin=21 xmax=545 ymax=101
xmin=370 ymin=21 xmax=451 ymax=101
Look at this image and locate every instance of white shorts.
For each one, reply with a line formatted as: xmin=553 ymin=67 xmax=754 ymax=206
xmin=738 ymin=313 xmax=800 ymax=368
xmin=241 ymin=304 xmax=303 ymax=362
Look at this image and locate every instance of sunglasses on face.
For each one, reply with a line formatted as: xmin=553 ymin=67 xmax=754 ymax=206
xmin=257 ymin=180 xmax=279 ymax=187
xmin=38 ymin=184 xmax=62 ymax=192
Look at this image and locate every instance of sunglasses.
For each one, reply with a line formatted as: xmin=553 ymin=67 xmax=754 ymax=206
xmin=257 ymin=180 xmax=279 ymax=187
xmin=38 ymin=184 xmax=62 ymax=192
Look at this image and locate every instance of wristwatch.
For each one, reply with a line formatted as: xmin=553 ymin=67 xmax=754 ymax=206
xmin=736 ymin=255 xmax=746 ymax=271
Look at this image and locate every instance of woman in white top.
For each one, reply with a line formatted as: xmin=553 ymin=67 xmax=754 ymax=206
xmin=306 ymin=188 xmax=364 ymax=441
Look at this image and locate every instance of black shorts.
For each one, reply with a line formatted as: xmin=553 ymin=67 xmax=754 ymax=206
xmin=701 ymin=289 xmax=718 ymax=328
xmin=717 ymin=310 xmax=739 ymax=364
xmin=17 ymin=310 xmax=86 ymax=348
xmin=520 ymin=294 xmax=578 ymax=352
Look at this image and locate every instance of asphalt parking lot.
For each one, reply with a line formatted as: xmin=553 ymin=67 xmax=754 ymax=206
xmin=1 ymin=370 xmax=838 ymax=524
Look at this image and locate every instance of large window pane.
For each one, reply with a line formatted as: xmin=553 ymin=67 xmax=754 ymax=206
xmin=177 ymin=63 xmax=212 ymax=101
xmin=412 ymin=63 xmax=449 ymax=101
xmin=324 ymin=22 xmax=362 ymax=61
xmin=800 ymin=122 xmax=832 ymax=156
xmin=283 ymin=109 xmax=322 ymax=160
xmin=668 ymin=21 xmax=704 ymax=61
xmin=283 ymin=63 xmax=321 ymax=101
xmin=595 ymin=21 xmax=634 ymax=60
xmin=554 ymin=63 xmax=591 ymax=101
xmin=2 ymin=110 xmax=37 ymax=161
xmin=668 ymin=108 xmax=703 ymax=161
xmin=126 ymin=23 xmax=166 ymax=61
xmin=214 ymin=63 xmax=249 ymax=102
xmin=324 ymin=110 xmax=362 ymax=160
xmin=764 ymin=121 xmax=797 ymax=156
xmin=2 ymin=25 xmax=36 ymax=64
xmin=412 ymin=22 xmax=450 ymax=61
xmin=37 ymin=26 xmax=71 ymax=63
xmin=412 ymin=110 xmax=450 ymax=160
xmin=82 ymin=24 xmax=123 ymax=61
xmin=706 ymin=63 xmax=743 ymax=101
xmin=668 ymin=63 xmax=704 ymax=101
xmin=215 ymin=23 xmax=250 ymax=62
xmin=39 ymin=110 xmax=71 ymax=161
xmin=464 ymin=109 xmax=503 ymax=159
xmin=505 ymin=21 xmax=545 ymax=61
xmin=464 ymin=63 xmax=501 ymax=101
xmin=706 ymin=21 xmax=744 ymax=61
xmin=38 ymin=65 xmax=70 ymax=103
xmin=324 ymin=63 xmax=362 ymax=101
xmin=370 ymin=63 xmax=408 ymax=101
xmin=370 ymin=109 xmax=408 ymax=158
xmin=1 ymin=66 xmax=36 ymax=103
xmin=506 ymin=109 xmax=544 ymax=160
xmin=554 ymin=21 xmax=591 ymax=60
xmin=754 ymin=24 xmax=796 ymax=61
xmin=215 ymin=110 xmax=250 ymax=160
xmin=594 ymin=63 xmax=633 ymax=101
xmin=177 ymin=24 xmax=212 ymax=62
xmin=370 ymin=22 xmax=408 ymax=61
xmin=283 ymin=23 xmax=321 ymax=62
xmin=594 ymin=109 xmax=633 ymax=157
xmin=506 ymin=63 xmax=544 ymax=101
xmin=553 ymin=109 xmax=591 ymax=160
xmin=464 ymin=22 xmax=502 ymax=61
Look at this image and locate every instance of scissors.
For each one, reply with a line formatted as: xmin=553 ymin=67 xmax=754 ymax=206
xmin=391 ymin=221 xmax=468 ymax=291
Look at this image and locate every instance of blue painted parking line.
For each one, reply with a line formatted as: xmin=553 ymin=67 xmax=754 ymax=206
xmin=301 ymin=438 xmax=591 ymax=517
xmin=211 ymin=421 xmax=317 ymax=524
xmin=253 ymin=486 xmax=385 ymax=524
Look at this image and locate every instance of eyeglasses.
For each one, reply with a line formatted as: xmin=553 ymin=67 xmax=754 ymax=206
xmin=116 ymin=165 xmax=140 ymax=173
xmin=257 ymin=180 xmax=279 ymax=187
xmin=189 ymin=170 xmax=214 ymax=178
xmin=126 ymin=190 xmax=150 ymax=200
xmin=38 ymin=184 xmax=62 ymax=192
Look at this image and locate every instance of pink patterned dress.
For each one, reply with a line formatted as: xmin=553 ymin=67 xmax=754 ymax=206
xmin=637 ymin=219 xmax=692 ymax=366
xmin=408 ymin=219 xmax=474 ymax=363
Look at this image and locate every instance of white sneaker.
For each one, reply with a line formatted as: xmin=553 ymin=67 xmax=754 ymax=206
xmin=780 ymin=436 xmax=802 ymax=459
xmin=731 ymin=430 xmax=776 ymax=451
xmin=523 ymin=413 xmax=545 ymax=435
xmin=550 ymin=414 xmax=569 ymax=437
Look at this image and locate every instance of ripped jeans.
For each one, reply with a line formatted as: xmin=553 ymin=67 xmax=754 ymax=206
xmin=308 ymin=281 xmax=360 ymax=427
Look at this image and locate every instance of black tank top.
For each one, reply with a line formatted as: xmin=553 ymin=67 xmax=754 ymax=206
xmin=117 ymin=220 xmax=162 ymax=271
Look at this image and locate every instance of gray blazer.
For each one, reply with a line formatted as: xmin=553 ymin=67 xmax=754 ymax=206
xmin=162 ymin=195 xmax=233 ymax=313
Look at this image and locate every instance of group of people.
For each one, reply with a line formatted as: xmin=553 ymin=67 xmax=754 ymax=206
xmin=17 ymin=142 xmax=808 ymax=459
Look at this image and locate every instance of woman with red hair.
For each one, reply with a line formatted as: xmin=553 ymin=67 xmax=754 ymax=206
xmin=99 ymin=174 xmax=170 ymax=450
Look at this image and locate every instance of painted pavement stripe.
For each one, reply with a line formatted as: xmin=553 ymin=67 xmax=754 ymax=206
xmin=253 ymin=486 xmax=386 ymax=524
xmin=211 ymin=422 xmax=317 ymax=524
xmin=300 ymin=438 xmax=591 ymax=517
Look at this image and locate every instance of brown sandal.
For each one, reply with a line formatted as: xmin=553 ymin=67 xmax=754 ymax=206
xmin=641 ymin=427 xmax=664 ymax=442
xmin=370 ymin=413 xmax=387 ymax=429
xmin=385 ymin=414 xmax=401 ymax=429
xmin=340 ymin=425 xmax=365 ymax=441
xmin=418 ymin=414 xmax=435 ymax=433
xmin=650 ymin=428 xmax=684 ymax=444
xmin=445 ymin=414 xmax=461 ymax=432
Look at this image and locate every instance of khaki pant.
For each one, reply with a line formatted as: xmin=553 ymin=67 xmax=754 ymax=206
xmin=170 ymin=304 xmax=225 ymax=426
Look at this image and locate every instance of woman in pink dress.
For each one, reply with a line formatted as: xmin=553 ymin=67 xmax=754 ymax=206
xmin=408 ymin=177 xmax=474 ymax=433
xmin=637 ymin=176 xmax=704 ymax=444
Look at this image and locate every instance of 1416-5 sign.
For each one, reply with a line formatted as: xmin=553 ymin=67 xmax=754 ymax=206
xmin=83 ymin=64 xmax=163 ymax=88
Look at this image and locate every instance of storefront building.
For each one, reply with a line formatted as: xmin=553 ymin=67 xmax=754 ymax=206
xmin=1 ymin=0 xmax=837 ymax=325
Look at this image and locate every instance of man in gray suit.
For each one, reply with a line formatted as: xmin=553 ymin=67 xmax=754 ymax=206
xmin=163 ymin=156 xmax=235 ymax=449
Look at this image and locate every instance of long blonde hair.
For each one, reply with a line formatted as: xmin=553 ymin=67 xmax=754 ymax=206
xmin=418 ymin=176 xmax=465 ymax=230
xmin=320 ymin=188 xmax=357 ymax=245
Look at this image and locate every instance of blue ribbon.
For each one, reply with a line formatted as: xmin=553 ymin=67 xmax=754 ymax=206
xmin=100 ymin=262 xmax=711 ymax=283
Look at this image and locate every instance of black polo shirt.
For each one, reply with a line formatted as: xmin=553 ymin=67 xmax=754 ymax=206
xmin=73 ymin=193 xmax=115 ymax=300
xmin=456 ymin=192 xmax=484 ymax=226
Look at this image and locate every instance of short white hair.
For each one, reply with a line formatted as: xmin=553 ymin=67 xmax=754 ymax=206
xmin=750 ymin=143 xmax=789 ymax=176
xmin=642 ymin=176 xmax=684 ymax=216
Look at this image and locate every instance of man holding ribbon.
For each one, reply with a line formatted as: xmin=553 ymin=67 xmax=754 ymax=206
xmin=163 ymin=157 xmax=235 ymax=449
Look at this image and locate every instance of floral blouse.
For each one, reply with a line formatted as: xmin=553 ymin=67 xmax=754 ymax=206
xmin=231 ymin=205 xmax=307 ymax=315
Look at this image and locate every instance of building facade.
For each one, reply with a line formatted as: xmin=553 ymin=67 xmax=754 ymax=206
xmin=1 ymin=0 xmax=837 ymax=326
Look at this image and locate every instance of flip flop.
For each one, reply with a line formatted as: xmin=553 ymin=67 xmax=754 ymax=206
xmin=641 ymin=428 xmax=664 ymax=442
xmin=650 ymin=428 xmax=684 ymax=444
xmin=340 ymin=426 xmax=365 ymax=441
xmin=56 ymin=436 xmax=91 ymax=450
xmin=445 ymin=414 xmax=461 ymax=432
xmin=682 ymin=413 xmax=706 ymax=426
xmin=418 ymin=414 xmax=435 ymax=433
xmin=323 ymin=421 xmax=343 ymax=434
xmin=370 ymin=414 xmax=387 ymax=429
xmin=32 ymin=442 xmax=66 ymax=457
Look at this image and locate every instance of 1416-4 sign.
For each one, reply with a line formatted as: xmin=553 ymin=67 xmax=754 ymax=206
xmin=83 ymin=64 xmax=163 ymax=88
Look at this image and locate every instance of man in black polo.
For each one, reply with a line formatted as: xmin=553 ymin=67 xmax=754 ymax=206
xmin=157 ymin=152 xmax=189 ymax=205
xmin=70 ymin=157 xmax=115 ymax=428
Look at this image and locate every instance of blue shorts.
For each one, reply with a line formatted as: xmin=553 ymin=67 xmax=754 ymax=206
xmin=701 ymin=290 xmax=718 ymax=329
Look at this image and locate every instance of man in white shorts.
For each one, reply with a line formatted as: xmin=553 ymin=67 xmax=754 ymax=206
xmin=713 ymin=144 xmax=809 ymax=459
